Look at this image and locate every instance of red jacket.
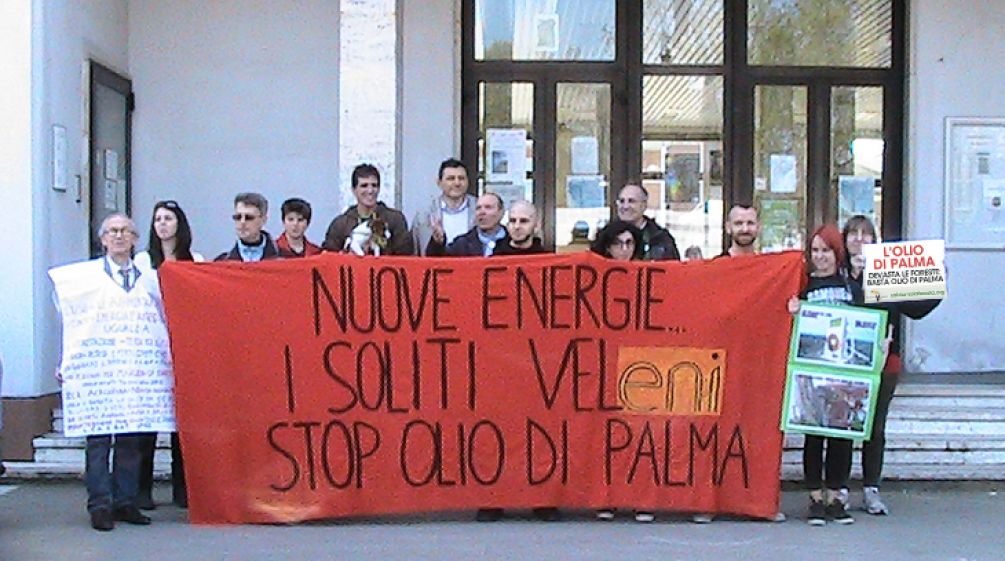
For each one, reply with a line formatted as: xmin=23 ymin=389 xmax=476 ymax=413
xmin=275 ymin=232 xmax=322 ymax=258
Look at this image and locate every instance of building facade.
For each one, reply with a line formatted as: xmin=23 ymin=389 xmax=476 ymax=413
xmin=1 ymin=0 xmax=1003 ymax=459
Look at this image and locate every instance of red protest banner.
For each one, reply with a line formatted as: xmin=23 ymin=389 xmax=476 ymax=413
xmin=159 ymin=251 xmax=803 ymax=524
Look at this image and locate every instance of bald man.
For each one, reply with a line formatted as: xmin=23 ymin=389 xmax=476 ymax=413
xmin=494 ymin=200 xmax=545 ymax=255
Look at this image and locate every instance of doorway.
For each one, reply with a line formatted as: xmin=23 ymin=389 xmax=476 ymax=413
xmin=462 ymin=0 xmax=905 ymax=253
xmin=88 ymin=61 xmax=133 ymax=257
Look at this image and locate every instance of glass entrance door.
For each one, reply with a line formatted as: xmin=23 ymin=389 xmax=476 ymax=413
xmin=752 ymin=82 xmax=886 ymax=252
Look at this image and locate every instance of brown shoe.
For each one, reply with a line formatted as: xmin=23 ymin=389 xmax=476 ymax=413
xmin=90 ymin=509 xmax=115 ymax=531
xmin=113 ymin=506 xmax=152 ymax=525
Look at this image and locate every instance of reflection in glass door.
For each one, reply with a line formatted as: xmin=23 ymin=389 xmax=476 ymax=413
xmin=754 ymin=85 xmax=808 ymax=252
xmin=555 ymin=83 xmax=611 ymax=252
xmin=831 ymin=86 xmax=884 ymax=234
xmin=642 ymin=75 xmax=724 ymax=258
xmin=477 ymin=82 xmax=535 ymax=208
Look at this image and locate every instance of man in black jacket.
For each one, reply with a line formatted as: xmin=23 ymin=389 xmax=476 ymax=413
xmin=615 ymin=183 xmax=680 ymax=261
xmin=215 ymin=192 xmax=279 ymax=262
xmin=427 ymin=193 xmax=508 ymax=256
xmin=494 ymin=200 xmax=545 ymax=255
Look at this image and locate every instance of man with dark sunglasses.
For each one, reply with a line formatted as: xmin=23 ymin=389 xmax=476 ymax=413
xmin=215 ymin=192 xmax=279 ymax=261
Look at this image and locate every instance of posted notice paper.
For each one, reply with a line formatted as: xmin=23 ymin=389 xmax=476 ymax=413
xmin=862 ymin=240 xmax=947 ymax=303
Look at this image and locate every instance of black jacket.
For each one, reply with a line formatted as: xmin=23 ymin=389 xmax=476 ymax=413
xmin=214 ymin=231 xmax=280 ymax=262
xmin=640 ymin=219 xmax=681 ymax=261
xmin=493 ymin=237 xmax=547 ymax=256
xmin=427 ymin=227 xmax=510 ymax=257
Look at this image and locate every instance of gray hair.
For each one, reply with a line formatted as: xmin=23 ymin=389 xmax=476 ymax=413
xmin=234 ymin=192 xmax=269 ymax=216
xmin=97 ymin=212 xmax=138 ymax=237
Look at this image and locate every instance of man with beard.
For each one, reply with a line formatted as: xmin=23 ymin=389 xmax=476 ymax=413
xmin=720 ymin=204 xmax=760 ymax=257
xmin=494 ymin=200 xmax=545 ymax=255
xmin=697 ymin=203 xmax=787 ymax=524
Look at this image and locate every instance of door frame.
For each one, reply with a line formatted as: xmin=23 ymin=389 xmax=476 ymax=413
xmin=461 ymin=0 xmax=907 ymax=245
xmin=88 ymin=60 xmax=134 ymax=257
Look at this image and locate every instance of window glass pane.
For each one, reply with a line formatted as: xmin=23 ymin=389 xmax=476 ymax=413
xmin=555 ymin=83 xmax=611 ymax=252
xmin=754 ymin=86 xmax=808 ymax=252
xmin=642 ymin=75 xmax=724 ymax=258
xmin=644 ymin=0 xmax=723 ymax=65
xmin=832 ymin=86 xmax=884 ymax=233
xmin=748 ymin=0 xmax=892 ymax=67
xmin=478 ymin=83 xmax=534 ymax=205
xmin=475 ymin=0 xmax=616 ymax=61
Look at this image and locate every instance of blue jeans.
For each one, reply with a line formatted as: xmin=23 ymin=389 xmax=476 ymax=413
xmin=85 ymin=433 xmax=142 ymax=512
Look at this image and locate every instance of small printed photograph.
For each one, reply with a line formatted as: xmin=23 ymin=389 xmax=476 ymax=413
xmin=491 ymin=149 xmax=509 ymax=175
xmin=794 ymin=305 xmax=882 ymax=371
xmin=787 ymin=371 xmax=873 ymax=437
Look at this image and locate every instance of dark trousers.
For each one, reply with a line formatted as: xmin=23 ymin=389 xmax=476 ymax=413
xmin=803 ymin=435 xmax=853 ymax=490
xmin=138 ymin=432 xmax=188 ymax=504
xmin=85 ymin=433 xmax=142 ymax=513
xmin=861 ymin=374 xmax=898 ymax=488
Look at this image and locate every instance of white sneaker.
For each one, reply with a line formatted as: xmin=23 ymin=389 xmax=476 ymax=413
xmin=863 ymin=487 xmax=889 ymax=515
xmin=634 ymin=511 xmax=655 ymax=523
xmin=692 ymin=513 xmax=714 ymax=524
xmin=595 ymin=509 xmax=615 ymax=521
xmin=772 ymin=511 xmax=787 ymax=523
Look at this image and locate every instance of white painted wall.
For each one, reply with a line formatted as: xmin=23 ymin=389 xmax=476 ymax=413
xmin=0 ymin=0 xmax=129 ymax=398
xmin=905 ymin=0 xmax=1005 ymax=372
xmin=128 ymin=0 xmax=340 ymax=257
xmin=0 ymin=0 xmax=36 ymax=398
xmin=400 ymin=0 xmax=461 ymax=223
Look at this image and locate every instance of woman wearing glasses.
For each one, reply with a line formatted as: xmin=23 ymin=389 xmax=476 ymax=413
xmin=134 ymin=200 xmax=204 ymax=510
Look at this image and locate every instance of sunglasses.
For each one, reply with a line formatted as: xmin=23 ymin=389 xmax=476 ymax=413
xmin=232 ymin=213 xmax=261 ymax=222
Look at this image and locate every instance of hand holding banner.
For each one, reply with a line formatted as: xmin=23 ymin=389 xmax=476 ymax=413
xmin=160 ymin=252 xmax=804 ymax=524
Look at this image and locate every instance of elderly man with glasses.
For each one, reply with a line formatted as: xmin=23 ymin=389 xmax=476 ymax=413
xmin=50 ymin=213 xmax=159 ymax=531
xmin=215 ymin=192 xmax=280 ymax=261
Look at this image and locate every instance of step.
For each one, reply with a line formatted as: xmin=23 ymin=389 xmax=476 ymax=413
xmin=886 ymin=419 xmax=1005 ymax=435
xmin=895 ymin=384 xmax=1005 ymax=398
xmin=34 ymin=447 xmax=173 ymax=465
xmin=1 ymin=461 xmax=171 ymax=480
xmin=889 ymin=396 xmax=1005 ymax=408
xmin=782 ymin=448 xmax=1005 ymax=465
xmin=783 ymin=433 xmax=1005 ymax=451
xmin=781 ymin=462 xmax=1005 ymax=481
xmin=33 ymin=433 xmax=172 ymax=448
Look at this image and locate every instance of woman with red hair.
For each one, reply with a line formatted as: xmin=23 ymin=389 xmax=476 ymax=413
xmin=787 ymin=224 xmax=864 ymax=526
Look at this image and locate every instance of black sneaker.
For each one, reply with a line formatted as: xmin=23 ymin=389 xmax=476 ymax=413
xmin=825 ymin=500 xmax=854 ymax=525
xmin=475 ymin=508 xmax=504 ymax=522
xmin=532 ymin=507 xmax=561 ymax=522
xmin=807 ymin=499 xmax=826 ymax=526
xmin=89 ymin=509 xmax=115 ymax=532
xmin=113 ymin=506 xmax=152 ymax=525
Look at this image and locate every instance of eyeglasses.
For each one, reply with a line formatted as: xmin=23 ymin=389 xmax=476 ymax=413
xmin=232 ymin=213 xmax=261 ymax=222
xmin=104 ymin=227 xmax=136 ymax=237
xmin=162 ymin=200 xmax=180 ymax=209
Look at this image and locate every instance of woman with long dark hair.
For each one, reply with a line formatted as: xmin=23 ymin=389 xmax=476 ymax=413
xmin=841 ymin=215 xmax=940 ymax=515
xmin=134 ymin=200 xmax=202 ymax=509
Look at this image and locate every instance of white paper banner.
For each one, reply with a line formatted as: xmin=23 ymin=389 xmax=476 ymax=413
xmin=49 ymin=260 xmax=175 ymax=437
xmin=862 ymin=240 xmax=948 ymax=303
